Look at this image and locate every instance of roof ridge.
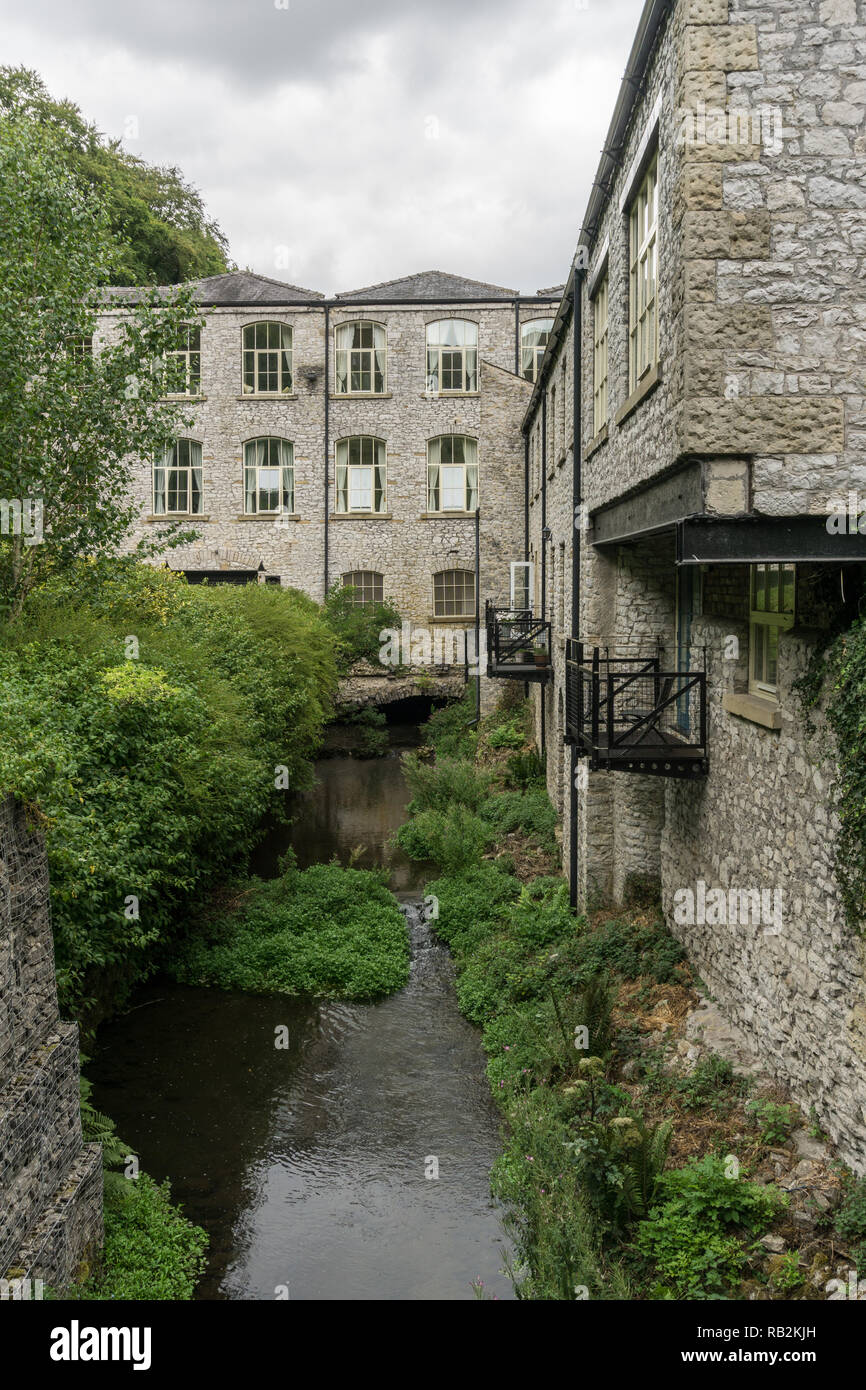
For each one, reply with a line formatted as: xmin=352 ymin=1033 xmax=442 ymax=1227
xmin=335 ymin=268 xmax=519 ymax=298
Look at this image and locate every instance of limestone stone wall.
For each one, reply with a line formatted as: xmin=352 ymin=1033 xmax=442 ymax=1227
xmin=661 ymin=619 xmax=866 ymax=1171
xmin=0 ymin=797 xmax=102 ymax=1292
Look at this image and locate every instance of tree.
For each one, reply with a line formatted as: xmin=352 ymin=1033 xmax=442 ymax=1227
xmin=0 ymin=67 xmax=231 ymax=284
xmin=0 ymin=117 xmax=202 ymax=617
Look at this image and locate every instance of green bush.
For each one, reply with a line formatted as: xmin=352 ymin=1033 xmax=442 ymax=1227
xmin=425 ymin=862 xmax=520 ymax=954
xmin=567 ymin=1115 xmax=673 ymax=1229
xmin=637 ymin=1155 xmax=785 ymax=1299
xmin=402 ymin=753 xmax=491 ymax=812
xmin=421 ymin=690 xmax=478 ymax=758
xmin=504 ymin=750 xmax=546 ymax=790
xmin=322 ymin=582 xmax=402 ymax=669
xmin=568 ymin=912 xmax=688 ymax=985
xmin=478 ymin=790 xmax=558 ymax=852
xmin=394 ymin=805 xmax=493 ymax=872
xmin=675 ymin=1055 xmax=749 ymax=1113
xmin=70 ymin=1174 xmax=208 ymax=1301
xmin=0 ymin=563 xmax=338 ymax=1022
xmin=746 ymin=1099 xmax=800 ymax=1146
xmin=169 ymin=860 xmax=409 ymax=1000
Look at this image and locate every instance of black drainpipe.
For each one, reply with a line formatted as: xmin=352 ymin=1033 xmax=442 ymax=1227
xmin=540 ymin=392 xmax=547 ymax=757
xmin=569 ymin=284 xmax=583 ymax=910
xmin=323 ymin=303 xmax=330 ymax=599
xmin=475 ymin=506 xmax=481 ymax=723
xmin=513 ymin=299 xmax=520 ymax=376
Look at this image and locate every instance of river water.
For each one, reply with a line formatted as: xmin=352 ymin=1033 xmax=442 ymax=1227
xmin=88 ymin=719 xmax=514 ymax=1301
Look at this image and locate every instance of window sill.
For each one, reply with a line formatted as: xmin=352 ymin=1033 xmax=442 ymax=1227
xmin=235 ymin=514 xmax=301 ymax=522
xmin=329 ymin=512 xmax=393 ymax=520
xmin=144 ymin=514 xmax=209 ymax=522
xmin=585 ymin=424 xmax=609 ymax=461
xmin=237 ymin=393 xmax=296 ymax=401
xmin=420 ymin=512 xmax=477 ymax=520
xmin=419 ymin=392 xmax=480 ymax=400
xmin=330 ymin=392 xmax=392 ymax=401
xmin=614 ymin=363 xmax=661 ymax=426
xmin=429 ymin=616 xmax=475 ymax=625
xmin=723 ymin=691 xmax=782 ymax=730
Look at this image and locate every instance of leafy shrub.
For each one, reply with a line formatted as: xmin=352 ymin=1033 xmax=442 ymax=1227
xmin=569 ymin=913 xmax=688 ymax=985
xmin=323 ymin=583 xmax=402 ymax=669
xmin=746 ymin=1099 xmax=800 ymax=1146
xmin=637 ymin=1155 xmax=785 ymax=1299
xmin=403 ymin=753 xmax=491 ymax=812
xmin=491 ymin=1091 xmax=631 ymax=1300
xmin=504 ymin=750 xmax=546 ymax=790
xmin=423 ymin=690 xmax=477 ymax=758
xmin=675 ymin=1055 xmax=748 ymax=1112
xmin=424 ymin=862 xmax=520 ymax=954
xmin=394 ymin=806 xmax=492 ymax=872
xmin=0 ymin=563 xmax=338 ymax=1023
xmin=478 ymin=790 xmax=558 ymax=852
xmin=70 ymin=1174 xmax=208 ymax=1301
xmin=567 ymin=1115 xmax=673 ymax=1229
xmin=169 ymin=860 xmax=409 ymax=1000
xmin=486 ymin=716 xmax=526 ymax=750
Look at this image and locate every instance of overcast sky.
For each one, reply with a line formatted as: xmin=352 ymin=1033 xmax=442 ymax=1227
xmin=2 ymin=0 xmax=646 ymax=295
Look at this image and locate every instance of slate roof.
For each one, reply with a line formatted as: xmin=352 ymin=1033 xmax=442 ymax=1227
xmin=100 ymin=271 xmax=324 ymax=307
xmin=334 ymin=270 xmax=520 ymax=301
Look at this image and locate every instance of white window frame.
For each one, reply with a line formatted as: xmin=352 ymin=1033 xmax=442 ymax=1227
xmin=243 ymin=437 xmax=294 ymax=515
xmin=425 ymin=320 xmax=478 ymax=395
xmin=749 ymin=563 xmax=795 ymax=697
xmin=510 ymin=560 xmax=534 ymax=612
xmin=335 ymin=436 xmax=387 ymax=514
xmin=628 ymin=152 xmax=658 ymax=391
xmin=433 ymin=568 xmax=476 ymax=619
xmin=335 ymin=320 xmax=387 ymax=395
xmin=521 ymin=318 xmax=554 ymax=383
xmin=242 ymin=321 xmax=293 ymax=396
xmin=154 ymin=438 xmax=202 ymax=515
xmin=342 ymin=570 xmax=384 ymax=605
xmin=592 ymin=272 xmax=609 ymax=436
xmin=426 ymin=435 xmax=479 ymax=514
xmin=164 ymin=324 xmax=201 ymax=397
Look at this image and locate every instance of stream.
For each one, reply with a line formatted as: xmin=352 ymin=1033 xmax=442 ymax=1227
xmin=88 ymin=713 xmax=515 ymax=1300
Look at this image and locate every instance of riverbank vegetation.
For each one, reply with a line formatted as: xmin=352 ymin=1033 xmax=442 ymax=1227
xmin=401 ymin=690 xmax=846 ymax=1300
xmin=168 ymin=858 xmax=409 ymax=1000
xmin=0 ymin=561 xmax=338 ymax=1029
xmin=67 ymin=1082 xmax=208 ymax=1301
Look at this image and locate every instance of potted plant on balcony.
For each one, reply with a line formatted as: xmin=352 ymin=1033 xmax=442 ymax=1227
xmin=533 ymin=645 xmax=549 ymax=668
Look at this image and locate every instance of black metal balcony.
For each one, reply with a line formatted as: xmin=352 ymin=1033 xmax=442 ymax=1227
xmin=485 ymin=601 xmax=552 ymax=682
xmin=564 ymin=641 xmax=708 ymax=778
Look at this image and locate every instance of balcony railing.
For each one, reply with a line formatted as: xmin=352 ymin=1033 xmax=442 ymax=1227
xmin=564 ymin=641 xmax=708 ymax=778
xmin=485 ymin=601 xmax=552 ymax=683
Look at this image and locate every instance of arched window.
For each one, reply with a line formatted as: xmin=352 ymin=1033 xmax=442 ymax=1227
xmin=521 ymin=318 xmax=553 ymax=382
xmin=335 ymin=436 xmax=387 ymax=513
xmin=342 ymin=570 xmax=384 ymax=605
xmin=243 ymin=437 xmax=294 ymax=514
xmin=425 ymin=319 xmax=478 ymax=394
xmin=335 ymin=321 xmax=386 ymax=394
xmin=154 ymin=438 xmax=202 ymax=515
xmin=242 ymin=322 xmax=292 ymax=395
xmin=427 ymin=435 xmax=478 ymax=513
xmin=433 ymin=569 xmax=476 ymax=619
